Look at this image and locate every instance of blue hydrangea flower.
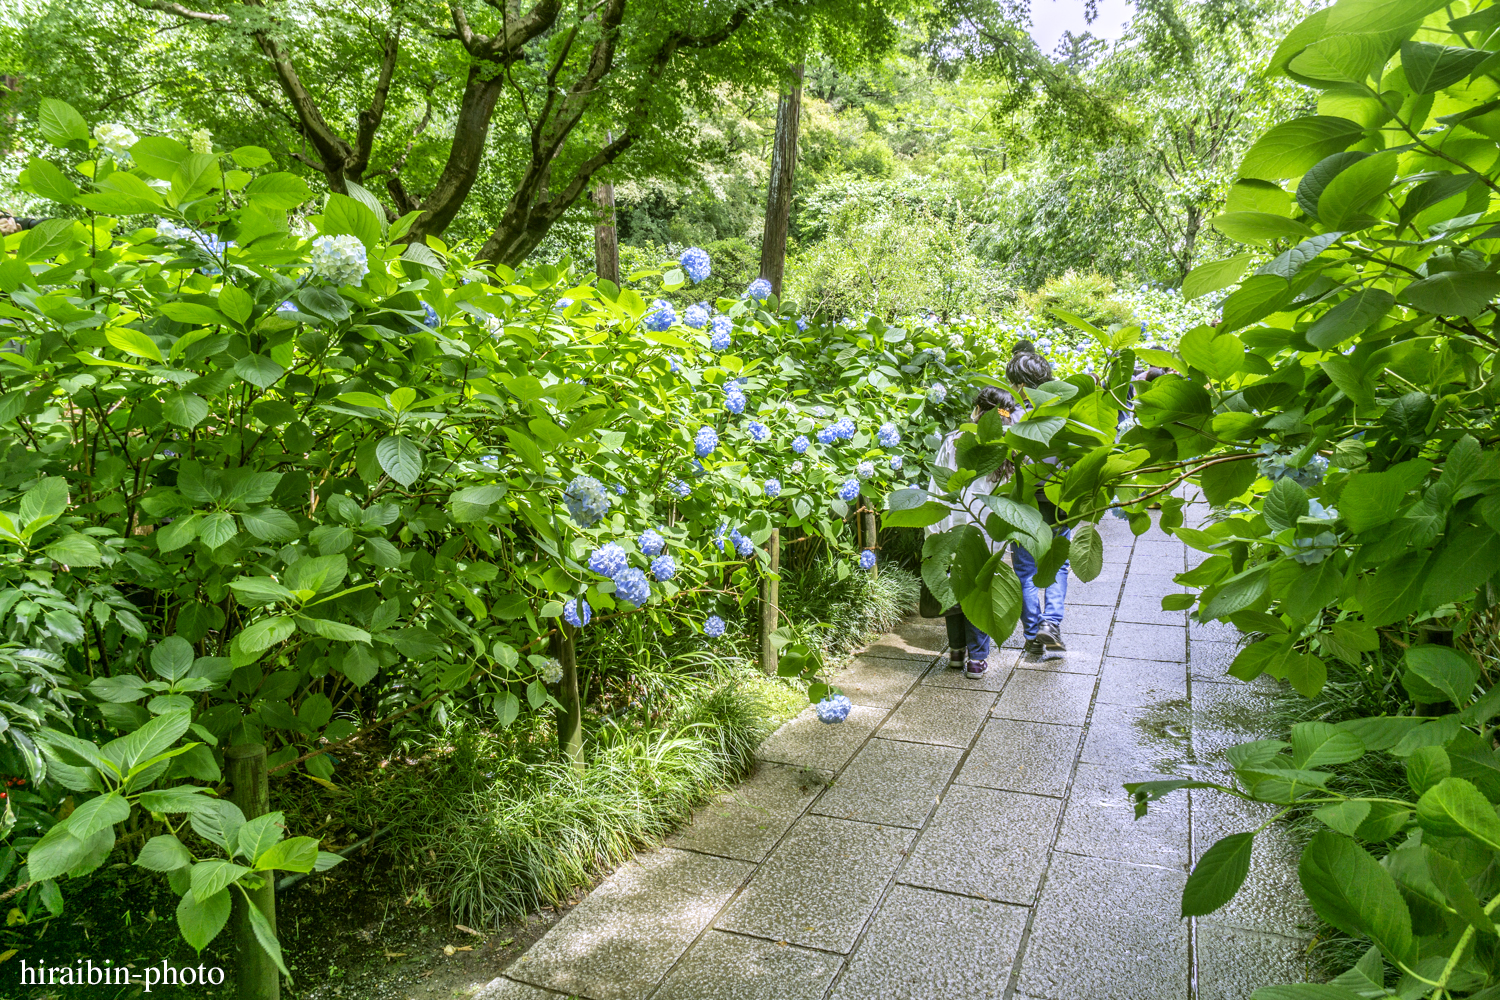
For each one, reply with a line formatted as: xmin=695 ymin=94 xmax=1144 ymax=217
xmin=838 ymin=479 xmax=860 ymax=502
xmin=791 ymin=435 xmax=809 ymax=454
xmin=651 ymin=554 xmax=676 ymax=581
xmin=859 ymin=549 xmax=876 ymax=570
xmin=715 ymin=522 xmax=731 ymax=551
xmin=724 ymin=389 xmax=747 ymax=415
xmin=746 ymin=278 xmax=772 ymax=301
xmin=816 ymin=694 xmax=852 ymax=724
xmin=669 ymin=354 xmax=682 ymax=373
xmin=668 ymin=478 xmax=691 ymax=498
xmin=927 ymin=383 xmax=947 ymax=405
xmin=309 ymin=234 xmax=368 ymax=286
xmin=679 ymin=247 xmax=711 ymax=283
xmin=693 ymin=458 xmax=706 ymax=476
xmin=588 ymin=542 xmax=628 ymax=579
xmin=729 ymin=528 xmax=755 ymax=558
xmin=797 ymin=315 xmax=808 ymax=333
xmin=833 ymin=417 xmax=856 ymax=440
xmin=748 ymin=422 xmax=769 ymax=443
xmin=614 ymin=484 xmax=626 ymax=496
xmin=684 ymin=303 xmax=710 ymax=329
xmin=890 ymin=455 xmax=903 ymax=471
xmin=710 ymin=316 xmax=732 ymax=351
xmin=555 ymin=297 xmax=573 ymax=310
xmin=563 ymin=597 xmax=591 ymax=628
xmin=1110 ymin=507 xmax=1130 ymax=519
xmin=694 ymin=426 xmax=719 ymax=457
xmin=856 ymin=460 xmax=875 ymax=480
xmin=1256 ymin=444 xmax=1329 ymax=488
xmin=704 ymin=615 xmax=726 ymax=638
xmin=644 ymin=299 xmax=675 ymax=332
xmin=1289 ymin=531 xmax=1339 ymax=565
xmin=813 ymin=406 xmax=827 ymax=417
xmin=817 ymin=426 xmax=837 ymax=445
xmin=277 ymin=300 xmax=297 ymax=314
xmin=564 ymin=476 xmax=612 ymax=527
xmin=639 ymin=529 xmax=666 ymax=556
xmin=877 ymin=423 xmax=900 ymax=448
xmin=614 ymin=567 xmax=651 ymax=605
xmin=421 ymin=302 xmax=440 ymax=329
xmin=764 ymin=478 xmax=781 ymax=498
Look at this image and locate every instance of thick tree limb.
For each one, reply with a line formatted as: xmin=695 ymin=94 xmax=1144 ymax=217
xmin=126 ymin=0 xmax=230 ymax=23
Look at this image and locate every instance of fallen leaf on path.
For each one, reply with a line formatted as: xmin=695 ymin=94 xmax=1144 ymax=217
xmin=455 ymin=924 xmax=482 ymax=937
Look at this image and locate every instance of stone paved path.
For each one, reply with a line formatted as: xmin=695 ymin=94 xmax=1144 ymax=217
xmin=480 ymin=516 xmax=1317 ymax=1000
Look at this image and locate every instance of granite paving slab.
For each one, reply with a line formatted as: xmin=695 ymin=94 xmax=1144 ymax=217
xmin=1017 ymin=853 xmax=1189 ymax=1000
xmin=1189 ymin=639 xmax=1242 ymax=682
xmin=670 ymin=762 xmax=830 ymax=863
xmin=1113 ymin=598 xmax=1189 ymax=627
xmin=1055 ymin=763 xmax=1189 ymax=869
xmin=1057 ymin=602 xmax=1116 ymax=635
xmin=1097 ymin=655 xmax=1188 ymax=707
xmin=812 ymin=738 xmax=962 ymax=828
xmin=476 ymin=978 xmax=564 ymax=1000
xmin=876 ymin=684 xmax=996 ymax=747
xmin=1015 ymin=633 xmax=1107 ymax=674
xmin=955 ymin=718 xmax=1082 ymax=797
xmin=1191 ymin=789 xmax=1314 ymax=937
xmin=652 ymin=931 xmax=843 ymax=1000
xmin=900 ymin=785 xmax=1060 ymax=904
xmin=757 ymin=704 xmax=885 ymax=771
xmin=506 ymin=848 xmax=754 ymax=1000
xmin=715 ymin=815 xmax=915 ymax=954
xmin=828 ymin=653 xmax=927 ymax=709
xmin=1195 ymin=924 xmax=1312 ymax=1000
xmin=827 ymin=885 xmax=1027 ymax=1000
xmin=1107 ymin=621 xmax=1188 ymax=662
xmin=1079 ymin=699 xmax=1193 ymax=774
xmin=991 ymin=669 xmax=1096 ymax=726
xmin=920 ymin=647 xmax=1020 ymax=691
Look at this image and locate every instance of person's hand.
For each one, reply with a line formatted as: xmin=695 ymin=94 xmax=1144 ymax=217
xmin=0 ymin=216 xmax=20 ymax=236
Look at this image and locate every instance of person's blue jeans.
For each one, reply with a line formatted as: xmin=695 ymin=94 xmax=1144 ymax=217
xmin=1012 ymin=528 xmax=1073 ymax=639
xmin=945 ymin=611 xmax=991 ymax=663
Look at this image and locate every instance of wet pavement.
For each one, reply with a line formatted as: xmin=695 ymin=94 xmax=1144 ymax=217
xmin=480 ymin=513 xmax=1316 ymax=1000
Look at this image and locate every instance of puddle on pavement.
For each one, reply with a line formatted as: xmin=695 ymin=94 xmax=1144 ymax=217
xmin=1131 ymin=697 xmax=1194 ymax=773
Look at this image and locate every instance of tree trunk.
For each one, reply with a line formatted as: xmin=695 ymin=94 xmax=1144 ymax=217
xmin=226 ymin=744 xmax=278 ymax=1000
xmin=759 ymin=528 xmax=780 ymax=674
xmin=758 ymin=64 xmax=804 ymax=298
xmin=552 ymin=623 xmax=584 ymax=770
xmin=405 ymin=69 xmax=506 ymax=245
xmin=593 ymin=148 xmax=620 ymax=286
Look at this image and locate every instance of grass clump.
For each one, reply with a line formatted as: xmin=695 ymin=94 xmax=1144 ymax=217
xmin=780 ymin=562 xmax=920 ymax=661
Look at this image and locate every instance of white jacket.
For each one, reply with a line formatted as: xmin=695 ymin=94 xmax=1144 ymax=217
xmin=926 ymin=430 xmax=1008 ymax=555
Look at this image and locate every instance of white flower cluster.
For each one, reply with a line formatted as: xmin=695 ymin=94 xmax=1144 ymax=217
xmin=309 ymin=234 xmax=369 ymax=287
xmin=94 ymin=122 xmax=138 ymax=158
xmin=189 ymin=128 xmax=213 ymax=155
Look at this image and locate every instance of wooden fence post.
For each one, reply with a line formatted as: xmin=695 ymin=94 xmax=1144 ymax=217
xmin=760 ymin=529 xmax=780 ymax=674
xmin=554 ymin=623 xmax=584 ymax=770
xmin=226 ymin=744 xmax=278 ymax=1000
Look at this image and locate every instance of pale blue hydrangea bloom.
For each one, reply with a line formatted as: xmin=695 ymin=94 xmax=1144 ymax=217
xmin=1256 ymin=444 xmax=1329 ymax=487
xmin=704 ymin=615 xmax=726 ymax=638
xmin=680 ymin=247 xmax=711 ymax=283
xmin=859 ymin=549 xmax=876 ymax=570
xmin=715 ymin=522 xmax=731 ymax=551
xmin=1289 ymin=532 xmax=1339 ymax=565
xmin=890 ymin=455 xmax=902 ymax=471
xmin=838 ymin=480 xmax=860 ymax=502
xmin=588 ymin=542 xmax=628 ymax=579
xmin=746 ymin=278 xmax=772 ymax=301
xmin=563 ymin=597 xmax=591 ymax=628
xmin=693 ymin=458 xmax=706 ymax=476
xmin=813 ymin=406 xmax=827 ymax=417
xmin=790 ymin=460 xmax=804 ymax=473
xmin=669 ymin=354 xmax=682 ymax=373
xmin=748 ymin=422 xmax=769 ymax=442
xmin=791 ymin=436 xmax=809 ymax=454
xmin=541 ymin=658 xmax=564 ymax=684
xmin=684 ymin=303 xmax=710 ymax=329
xmin=651 ymin=554 xmax=676 ymax=581
xmin=927 ymin=383 xmax=947 ymax=405
xmin=639 ymin=529 xmax=666 ymax=556
xmin=877 ymin=423 xmax=900 ymax=448
xmin=730 ymin=528 xmax=755 ymax=558
xmin=644 ymin=299 xmax=676 ymax=332
xmin=614 ymin=567 xmax=651 ymax=605
xmin=833 ymin=417 xmax=856 ymax=440
xmin=694 ymin=426 xmax=719 ymax=457
xmin=710 ymin=316 xmax=732 ymax=351
xmin=725 ymin=389 xmax=746 ymax=415
xmin=797 ymin=316 xmax=808 ymax=333
xmin=668 ymin=478 xmax=691 ymax=498
xmin=764 ymin=478 xmax=781 ymax=498
xmin=817 ymin=426 xmax=837 ymax=445
xmin=856 ymin=461 xmax=875 ymax=480
xmin=309 ymin=234 xmax=368 ymax=286
xmin=421 ymin=302 xmax=440 ymax=328
xmin=277 ymin=300 xmax=297 ymax=314
xmin=554 ymin=297 xmax=573 ymax=310
xmin=816 ymin=694 xmax=852 ymax=724
xmin=614 ymin=484 xmax=626 ymax=495
xmin=564 ymin=476 xmax=611 ymax=527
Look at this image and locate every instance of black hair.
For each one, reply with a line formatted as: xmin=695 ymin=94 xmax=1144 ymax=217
xmin=1005 ymin=350 xmax=1054 ymax=389
xmin=972 ymin=384 xmax=1019 ymax=483
xmin=1011 ymin=338 xmax=1036 ymax=355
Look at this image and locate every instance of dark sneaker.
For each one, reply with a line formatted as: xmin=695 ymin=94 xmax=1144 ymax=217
xmin=965 ymin=659 xmax=988 ymax=679
xmin=1023 ymin=636 xmax=1044 ymax=656
xmin=948 ymin=650 xmax=966 ymax=670
xmin=1036 ymin=625 xmax=1067 ymax=659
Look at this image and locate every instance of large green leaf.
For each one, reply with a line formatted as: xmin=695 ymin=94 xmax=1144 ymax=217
xmin=136 ymin=834 xmax=193 ymax=872
xmin=1240 ymin=116 xmax=1368 ymax=181
xmin=1070 ymin=524 xmax=1103 ymax=582
xmin=176 ymin=887 xmax=231 ymax=952
xmin=1298 ymin=830 xmax=1415 ymax=965
xmin=1305 ymin=288 xmax=1394 ymax=350
xmin=1401 ymin=40 xmax=1490 ymax=93
xmin=1316 ymin=151 xmax=1396 ymax=228
xmin=1415 ymin=777 xmax=1500 ymax=850
xmin=1134 ymin=377 xmax=1212 ymax=427
xmin=376 ymin=435 xmax=423 ymax=487
xmin=1422 ymin=523 xmax=1500 ymax=605
xmin=1290 ymin=721 xmax=1365 ymax=768
xmin=38 ymin=98 xmax=89 ymax=146
xmin=1182 ymin=832 xmax=1254 ymax=917
xmin=1183 ymin=254 xmax=1254 ymax=300
xmin=1178 ymin=328 xmax=1244 ymax=380
xmin=1402 ymin=645 xmax=1479 ymax=706
xmin=1400 ymin=270 xmax=1500 ymax=317
xmin=324 ymin=193 xmax=383 ymax=252
xmin=1211 ymin=213 xmax=1314 ymax=244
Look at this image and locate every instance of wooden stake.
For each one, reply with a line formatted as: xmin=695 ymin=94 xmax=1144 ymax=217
xmin=226 ymin=744 xmax=278 ymax=1000
xmin=760 ymin=528 xmax=780 ymax=674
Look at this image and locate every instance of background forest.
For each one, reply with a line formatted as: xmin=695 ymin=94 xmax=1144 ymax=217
xmin=0 ymin=0 xmax=1309 ymax=323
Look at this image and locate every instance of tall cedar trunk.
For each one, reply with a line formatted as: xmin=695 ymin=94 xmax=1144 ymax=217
xmin=593 ymin=134 xmax=620 ymax=286
xmin=758 ymin=65 xmax=804 ymax=297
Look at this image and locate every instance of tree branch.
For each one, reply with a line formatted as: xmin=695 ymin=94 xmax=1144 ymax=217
xmin=125 ymin=0 xmax=230 ymax=23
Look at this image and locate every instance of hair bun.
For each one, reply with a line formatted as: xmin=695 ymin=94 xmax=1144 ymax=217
xmin=1012 ymin=339 xmax=1037 ymax=355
